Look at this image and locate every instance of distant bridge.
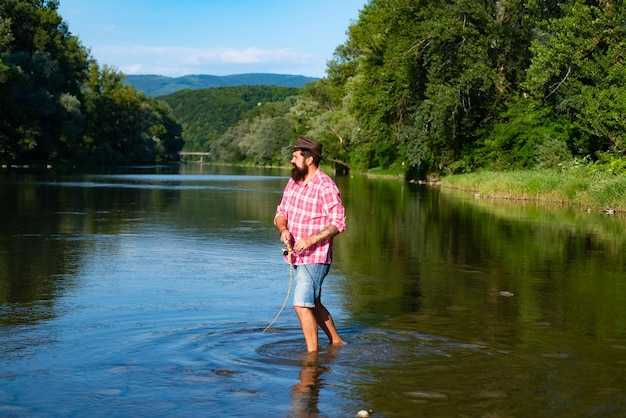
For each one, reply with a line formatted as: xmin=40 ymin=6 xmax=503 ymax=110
xmin=179 ymin=151 xmax=210 ymax=163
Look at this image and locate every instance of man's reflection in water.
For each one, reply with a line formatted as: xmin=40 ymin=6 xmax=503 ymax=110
xmin=289 ymin=349 xmax=336 ymax=418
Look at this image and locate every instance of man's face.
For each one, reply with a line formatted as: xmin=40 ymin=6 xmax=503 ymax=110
xmin=291 ymin=150 xmax=309 ymax=182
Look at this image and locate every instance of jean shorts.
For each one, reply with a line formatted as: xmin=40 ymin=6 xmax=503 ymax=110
xmin=292 ymin=264 xmax=330 ymax=308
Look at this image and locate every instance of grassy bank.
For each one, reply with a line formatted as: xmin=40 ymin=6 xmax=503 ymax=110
xmin=440 ymin=169 xmax=626 ymax=213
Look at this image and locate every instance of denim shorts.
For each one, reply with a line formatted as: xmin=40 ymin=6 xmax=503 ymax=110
xmin=292 ymin=264 xmax=330 ymax=308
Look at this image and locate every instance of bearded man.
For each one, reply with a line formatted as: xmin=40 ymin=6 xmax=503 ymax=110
xmin=274 ymin=136 xmax=347 ymax=352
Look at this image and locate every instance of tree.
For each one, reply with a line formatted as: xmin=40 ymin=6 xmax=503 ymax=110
xmin=525 ymin=1 xmax=626 ymax=155
xmin=0 ymin=1 xmax=183 ymax=167
xmin=82 ymin=63 xmax=183 ymax=165
xmin=333 ymin=0 xmax=542 ymax=174
xmin=160 ymin=85 xmax=300 ymax=153
xmin=0 ymin=0 xmax=89 ymax=163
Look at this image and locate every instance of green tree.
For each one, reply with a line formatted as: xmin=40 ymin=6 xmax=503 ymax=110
xmin=0 ymin=0 xmax=89 ymax=163
xmin=82 ymin=63 xmax=183 ymax=165
xmin=237 ymin=114 xmax=293 ymax=164
xmin=336 ymin=0 xmax=539 ymax=174
xmin=525 ymin=1 xmax=626 ymax=156
xmin=0 ymin=0 xmax=182 ymax=167
xmin=211 ymin=98 xmax=296 ymax=165
xmin=146 ymin=98 xmax=184 ymax=163
xmin=481 ymin=98 xmax=578 ymax=170
xmin=161 ymin=85 xmax=300 ymax=153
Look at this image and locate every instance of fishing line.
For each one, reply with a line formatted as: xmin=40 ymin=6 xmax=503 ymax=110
xmin=263 ymin=242 xmax=293 ymax=333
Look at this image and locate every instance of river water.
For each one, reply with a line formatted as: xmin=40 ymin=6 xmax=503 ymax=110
xmin=1 ymin=165 xmax=625 ymax=417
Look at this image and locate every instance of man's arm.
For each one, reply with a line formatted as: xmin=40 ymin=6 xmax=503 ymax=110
xmin=312 ymin=224 xmax=340 ymax=244
xmin=294 ymin=224 xmax=339 ymax=252
xmin=275 ymin=215 xmax=290 ymax=243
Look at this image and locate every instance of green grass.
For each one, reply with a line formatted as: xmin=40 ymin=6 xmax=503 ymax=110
xmin=440 ymin=169 xmax=626 ymax=212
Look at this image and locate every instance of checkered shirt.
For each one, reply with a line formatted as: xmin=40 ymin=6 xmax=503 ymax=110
xmin=275 ymin=169 xmax=346 ymax=265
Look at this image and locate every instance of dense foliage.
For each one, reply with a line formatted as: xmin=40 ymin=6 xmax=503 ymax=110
xmin=0 ymin=0 xmax=183 ymax=167
xmin=160 ymin=86 xmax=300 ymax=154
xmin=202 ymin=0 xmax=626 ymax=179
xmin=3 ymin=0 xmax=624 ymax=177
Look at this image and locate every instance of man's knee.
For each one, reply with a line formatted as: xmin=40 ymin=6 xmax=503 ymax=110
xmin=294 ymin=305 xmax=314 ymax=318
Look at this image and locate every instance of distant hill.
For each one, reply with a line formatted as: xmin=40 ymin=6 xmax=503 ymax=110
xmin=125 ymin=73 xmax=319 ymax=97
xmin=159 ymin=85 xmax=301 ymax=151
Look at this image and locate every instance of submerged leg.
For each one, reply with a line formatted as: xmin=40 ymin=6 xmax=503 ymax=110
xmin=294 ymin=306 xmax=319 ymax=352
xmin=313 ymin=302 xmax=346 ymax=345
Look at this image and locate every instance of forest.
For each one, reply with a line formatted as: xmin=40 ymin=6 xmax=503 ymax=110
xmin=2 ymin=0 xmax=625 ymax=179
xmin=0 ymin=0 xmax=183 ymax=167
xmin=160 ymin=85 xmax=301 ymax=156
xmin=194 ymin=0 xmax=626 ymax=179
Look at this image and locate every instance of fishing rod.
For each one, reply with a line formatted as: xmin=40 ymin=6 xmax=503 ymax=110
xmin=262 ymin=241 xmax=293 ymax=333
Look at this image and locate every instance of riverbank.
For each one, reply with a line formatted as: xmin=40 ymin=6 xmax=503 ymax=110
xmin=248 ymin=162 xmax=626 ymax=214
xmin=440 ymin=169 xmax=626 ymax=213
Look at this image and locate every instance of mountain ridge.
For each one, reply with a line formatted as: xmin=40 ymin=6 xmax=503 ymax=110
xmin=125 ymin=73 xmax=319 ymax=97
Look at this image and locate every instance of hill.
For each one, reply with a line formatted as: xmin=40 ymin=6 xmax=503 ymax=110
xmin=159 ymin=85 xmax=301 ymax=151
xmin=125 ymin=73 xmax=319 ymax=97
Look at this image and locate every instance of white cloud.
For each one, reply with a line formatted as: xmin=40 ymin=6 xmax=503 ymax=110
xmin=91 ymin=45 xmax=322 ymax=76
xmin=123 ymin=64 xmax=144 ymax=74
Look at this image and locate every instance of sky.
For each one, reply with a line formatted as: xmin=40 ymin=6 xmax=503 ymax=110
xmin=57 ymin=0 xmax=368 ymax=78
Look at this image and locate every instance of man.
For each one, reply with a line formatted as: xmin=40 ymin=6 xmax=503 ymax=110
xmin=274 ymin=136 xmax=347 ymax=352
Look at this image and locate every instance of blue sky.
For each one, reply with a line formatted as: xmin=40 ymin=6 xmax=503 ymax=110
xmin=58 ymin=0 xmax=367 ymax=78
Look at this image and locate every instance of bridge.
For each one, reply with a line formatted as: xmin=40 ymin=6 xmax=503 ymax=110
xmin=179 ymin=151 xmax=210 ymax=163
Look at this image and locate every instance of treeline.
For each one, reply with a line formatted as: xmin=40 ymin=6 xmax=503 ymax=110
xmin=160 ymin=86 xmax=300 ymax=154
xmin=0 ymin=0 xmax=183 ymax=167
xmin=3 ymin=0 xmax=625 ymax=178
xmin=200 ymin=0 xmax=626 ymax=179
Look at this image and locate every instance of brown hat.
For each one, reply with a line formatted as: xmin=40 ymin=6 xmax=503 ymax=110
xmin=289 ymin=136 xmax=323 ymax=159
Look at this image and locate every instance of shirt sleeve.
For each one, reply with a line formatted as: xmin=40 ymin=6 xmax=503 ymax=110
xmin=274 ymin=179 xmax=293 ymax=222
xmin=322 ymin=183 xmax=346 ymax=234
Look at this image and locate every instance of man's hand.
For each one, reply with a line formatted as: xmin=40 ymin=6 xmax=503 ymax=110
xmin=279 ymin=228 xmax=291 ymax=244
xmin=294 ymin=225 xmax=338 ymax=252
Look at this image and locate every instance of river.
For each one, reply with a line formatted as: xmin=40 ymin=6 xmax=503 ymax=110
xmin=1 ymin=164 xmax=625 ymax=417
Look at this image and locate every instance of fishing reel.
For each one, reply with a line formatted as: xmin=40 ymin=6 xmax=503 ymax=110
xmin=281 ymin=242 xmax=292 ymax=256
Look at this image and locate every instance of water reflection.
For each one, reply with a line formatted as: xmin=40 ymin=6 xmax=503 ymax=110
xmin=1 ymin=166 xmax=626 ymax=417
xmin=290 ymin=351 xmax=325 ymax=417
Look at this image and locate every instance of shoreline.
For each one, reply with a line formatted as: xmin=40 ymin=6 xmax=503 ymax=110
xmin=439 ymin=170 xmax=626 ymax=214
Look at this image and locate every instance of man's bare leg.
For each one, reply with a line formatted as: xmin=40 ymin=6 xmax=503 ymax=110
xmin=313 ymin=302 xmax=346 ymax=345
xmin=294 ymin=306 xmax=319 ymax=352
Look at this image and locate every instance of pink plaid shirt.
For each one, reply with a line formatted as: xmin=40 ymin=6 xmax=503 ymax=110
xmin=275 ymin=169 xmax=346 ymax=265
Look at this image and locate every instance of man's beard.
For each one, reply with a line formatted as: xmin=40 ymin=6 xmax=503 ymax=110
xmin=291 ymin=163 xmax=309 ymax=182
